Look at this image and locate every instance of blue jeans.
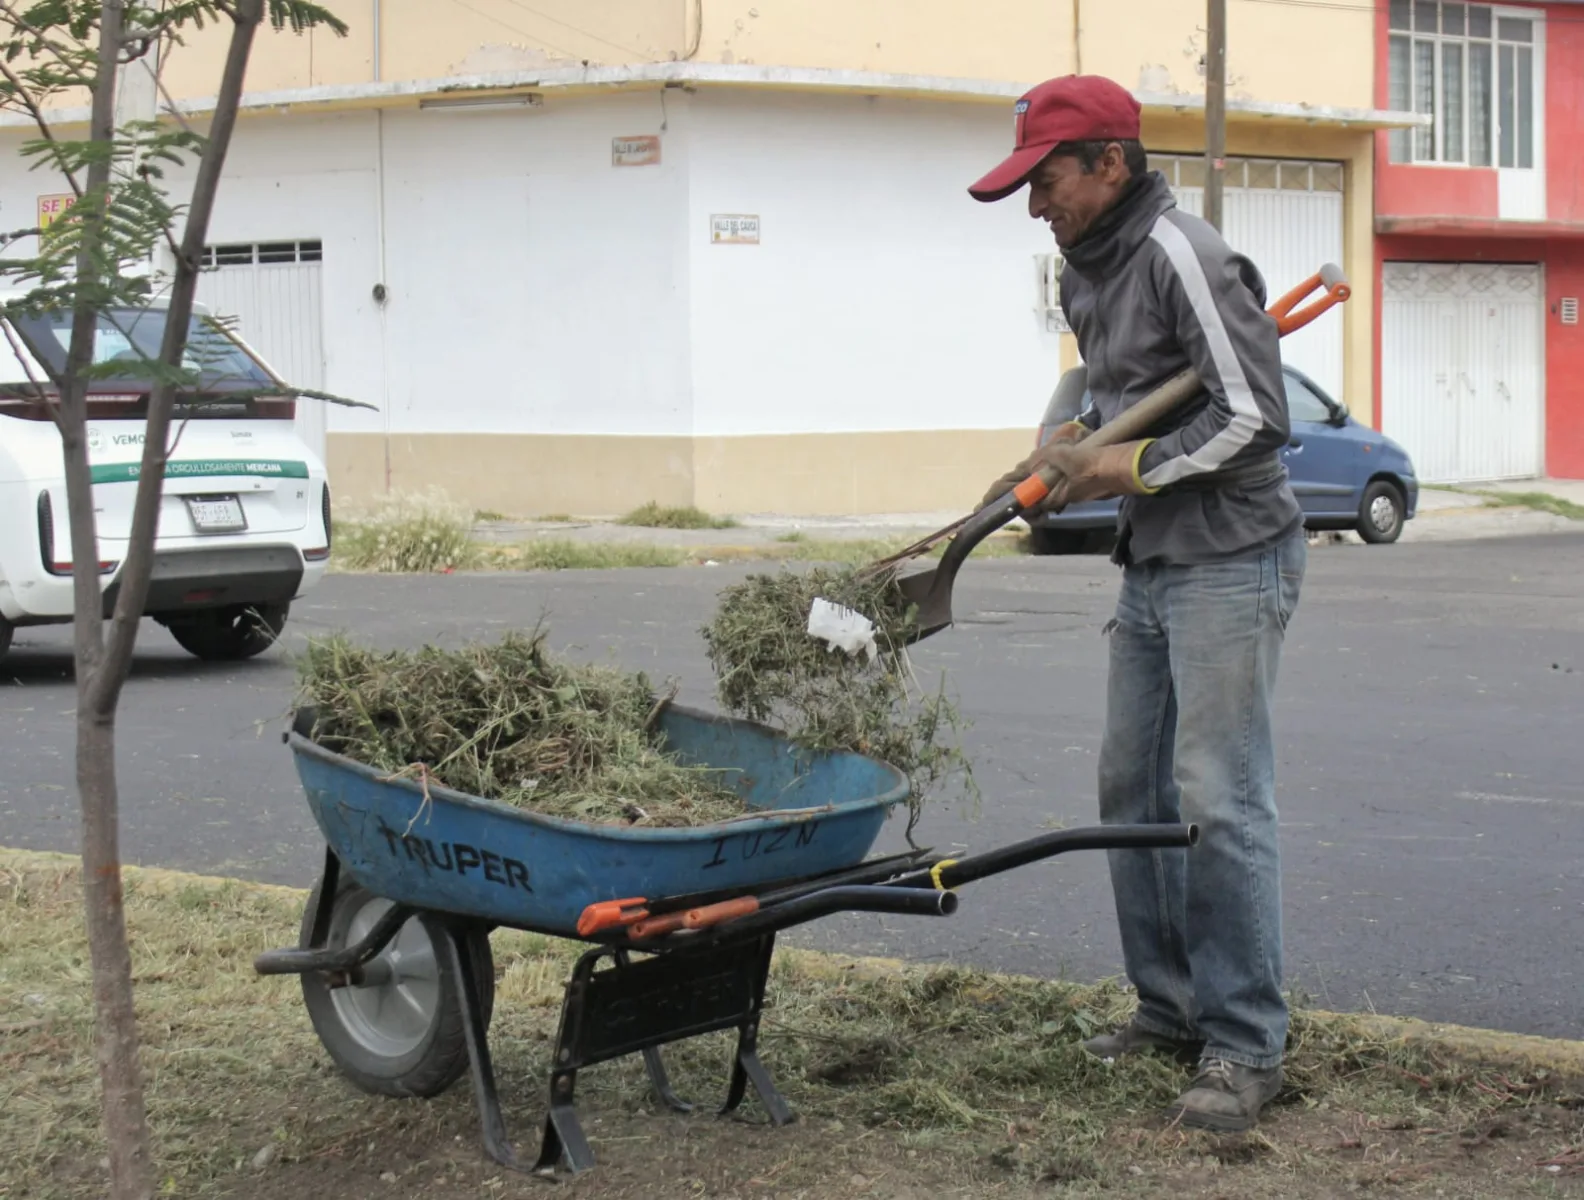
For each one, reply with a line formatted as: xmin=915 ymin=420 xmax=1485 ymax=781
xmin=1098 ymin=532 xmax=1306 ymax=1069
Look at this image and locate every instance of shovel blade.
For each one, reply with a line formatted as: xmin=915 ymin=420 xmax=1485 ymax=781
xmin=895 ymin=566 xmax=953 ymax=645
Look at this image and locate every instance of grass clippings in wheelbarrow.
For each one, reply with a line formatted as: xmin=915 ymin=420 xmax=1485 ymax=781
xmin=295 ymin=630 xmax=746 ymax=827
xmin=702 ymin=565 xmax=973 ymax=837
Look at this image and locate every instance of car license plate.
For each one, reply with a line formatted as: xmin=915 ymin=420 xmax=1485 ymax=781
xmin=185 ymin=495 xmax=247 ymax=533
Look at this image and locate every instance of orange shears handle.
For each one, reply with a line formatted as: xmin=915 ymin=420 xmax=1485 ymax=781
xmin=1269 ymin=262 xmax=1351 ymax=337
xmin=683 ymin=895 xmax=761 ymax=931
xmin=576 ymin=897 xmax=649 ymax=938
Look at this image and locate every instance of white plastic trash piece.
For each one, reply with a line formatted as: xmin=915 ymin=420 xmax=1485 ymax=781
xmin=807 ymin=597 xmax=878 ymax=661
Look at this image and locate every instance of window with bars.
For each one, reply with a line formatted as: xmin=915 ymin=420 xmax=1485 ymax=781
xmin=1388 ymin=1 xmax=1538 ymax=169
xmin=199 ymin=239 xmax=323 ymax=268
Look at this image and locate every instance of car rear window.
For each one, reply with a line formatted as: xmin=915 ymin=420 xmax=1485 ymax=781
xmin=0 ymin=307 xmax=292 ymax=421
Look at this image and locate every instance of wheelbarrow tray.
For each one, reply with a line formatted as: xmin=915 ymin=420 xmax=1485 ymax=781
xmin=287 ymin=703 xmax=909 ymax=937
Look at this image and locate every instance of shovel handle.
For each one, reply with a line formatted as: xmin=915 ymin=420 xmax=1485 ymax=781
xmin=1011 ymin=367 xmax=1205 ymax=508
xmin=1010 ymin=263 xmax=1351 ymax=510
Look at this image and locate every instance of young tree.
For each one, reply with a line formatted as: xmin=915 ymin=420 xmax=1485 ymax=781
xmin=0 ymin=4 xmax=347 ymax=1196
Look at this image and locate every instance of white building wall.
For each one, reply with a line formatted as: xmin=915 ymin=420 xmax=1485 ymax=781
xmin=686 ymin=90 xmax=1064 ymax=438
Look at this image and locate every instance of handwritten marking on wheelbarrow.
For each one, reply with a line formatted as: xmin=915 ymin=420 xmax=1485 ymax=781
xmin=701 ymin=821 xmax=819 ymax=870
xmin=377 ymin=824 xmax=533 ymax=892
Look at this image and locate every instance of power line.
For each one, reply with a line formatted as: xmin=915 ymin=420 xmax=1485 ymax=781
xmin=441 ymin=0 xmax=586 ymax=63
xmin=496 ymin=0 xmax=656 ymax=61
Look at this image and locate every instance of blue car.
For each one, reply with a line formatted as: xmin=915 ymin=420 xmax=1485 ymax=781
xmin=1026 ymin=364 xmax=1419 ymax=554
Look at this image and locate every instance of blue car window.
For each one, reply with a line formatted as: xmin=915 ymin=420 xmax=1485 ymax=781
xmin=1283 ymin=373 xmax=1333 ymax=423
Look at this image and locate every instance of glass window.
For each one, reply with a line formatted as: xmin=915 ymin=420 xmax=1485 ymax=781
xmin=1497 ymin=16 xmax=1531 ymax=42
xmin=1498 ymin=42 xmax=1516 ymax=167
xmin=1413 ymin=40 xmax=1437 ymax=161
xmin=1441 ymin=42 xmax=1464 ymax=162
xmin=1384 ymin=2 xmax=1538 ymax=169
xmin=1469 ymin=41 xmax=1493 ymax=165
xmin=1517 ymin=45 xmax=1533 ymax=169
xmin=1284 ymin=374 xmax=1334 ymax=424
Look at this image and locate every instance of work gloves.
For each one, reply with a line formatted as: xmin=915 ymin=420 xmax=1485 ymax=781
xmin=981 ymin=422 xmax=1159 ymax=514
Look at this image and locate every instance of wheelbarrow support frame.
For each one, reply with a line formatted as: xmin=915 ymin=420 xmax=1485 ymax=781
xmin=257 ymin=823 xmax=1194 ymax=1180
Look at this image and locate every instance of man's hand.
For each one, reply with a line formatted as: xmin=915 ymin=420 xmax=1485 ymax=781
xmin=1038 ymin=438 xmax=1158 ymax=511
xmin=980 ymin=421 xmax=1090 ymax=509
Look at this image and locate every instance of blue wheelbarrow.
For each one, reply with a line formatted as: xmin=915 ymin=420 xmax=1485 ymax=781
xmin=256 ymin=704 xmax=1196 ymax=1178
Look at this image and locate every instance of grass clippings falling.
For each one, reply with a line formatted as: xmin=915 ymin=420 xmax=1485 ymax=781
xmin=617 ymin=501 xmax=739 ymax=530
xmin=5 ymin=850 xmax=1583 ymax=1199
xmin=294 ymin=629 xmax=744 ymax=827
xmin=703 ymin=565 xmax=973 ymax=839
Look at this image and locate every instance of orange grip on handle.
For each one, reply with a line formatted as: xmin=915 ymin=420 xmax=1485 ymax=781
xmin=1011 ymin=474 xmax=1050 ymax=509
xmin=628 ymin=911 xmax=690 ymax=940
xmin=577 ymin=897 xmax=649 ymax=938
xmin=1270 ymin=263 xmax=1351 ymax=336
xmin=683 ymin=896 xmax=760 ymax=930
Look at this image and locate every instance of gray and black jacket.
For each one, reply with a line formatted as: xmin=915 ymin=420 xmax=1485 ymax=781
xmin=1062 ymin=170 xmax=1302 ymax=566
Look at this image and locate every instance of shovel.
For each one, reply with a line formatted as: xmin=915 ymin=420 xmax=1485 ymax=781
xmin=879 ymin=262 xmax=1352 ymax=646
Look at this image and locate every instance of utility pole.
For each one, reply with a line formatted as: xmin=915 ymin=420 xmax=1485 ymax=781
xmin=1205 ymin=0 xmax=1227 ymax=232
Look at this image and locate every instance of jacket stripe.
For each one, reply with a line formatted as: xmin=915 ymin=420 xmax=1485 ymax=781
xmin=1140 ymin=215 xmax=1264 ymax=489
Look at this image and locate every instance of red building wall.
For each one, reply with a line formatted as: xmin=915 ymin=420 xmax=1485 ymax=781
xmin=1372 ymin=1 xmax=1584 ymax=478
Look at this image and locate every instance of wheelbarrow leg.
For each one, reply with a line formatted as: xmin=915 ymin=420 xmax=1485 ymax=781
xmin=444 ymin=923 xmax=541 ymax=1175
xmin=533 ymin=947 xmax=603 ymax=1175
xmin=720 ymin=935 xmax=795 ymax=1127
xmin=612 ymin=948 xmax=694 ymax=1115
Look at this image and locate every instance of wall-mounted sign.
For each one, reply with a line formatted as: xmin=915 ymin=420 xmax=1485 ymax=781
xmin=37 ymin=193 xmax=76 ymax=231
xmin=612 ymin=135 xmax=661 ymax=167
xmin=710 ymin=214 xmax=760 ymax=245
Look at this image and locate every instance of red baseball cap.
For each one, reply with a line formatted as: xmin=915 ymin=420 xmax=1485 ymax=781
xmin=969 ymin=75 xmax=1142 ymax=202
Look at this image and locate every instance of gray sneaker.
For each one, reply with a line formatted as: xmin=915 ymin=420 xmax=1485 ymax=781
xmin=1167 ymin=1057 xmax=1283 ymax=1132
xmin=1081 ymin=1020 xmax=1205 ymax=1063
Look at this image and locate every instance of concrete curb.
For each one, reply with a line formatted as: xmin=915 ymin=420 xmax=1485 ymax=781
xmin=7 ymin=845 xmax=1581 ymax=1072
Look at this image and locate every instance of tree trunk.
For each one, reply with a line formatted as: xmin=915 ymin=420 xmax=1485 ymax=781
xmin=78 ymin=710 xmax=152 ymax=1199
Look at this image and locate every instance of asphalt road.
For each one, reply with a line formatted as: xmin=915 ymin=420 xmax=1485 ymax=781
xmin=4 ymin=533 xmax=1582 ymax=1039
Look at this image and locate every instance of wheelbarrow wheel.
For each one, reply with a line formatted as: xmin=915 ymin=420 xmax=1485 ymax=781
xmin=298 ymin=873 xmax=495 ymax=1099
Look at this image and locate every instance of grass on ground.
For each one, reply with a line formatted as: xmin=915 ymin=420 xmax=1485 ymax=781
xmin=4 ymin=848 xmax=1582 ymax=1199
xmin=1470 ymin=490 xmax=1584 ymax=521
xmin=616 ymin=502 xmax=739 ymax=530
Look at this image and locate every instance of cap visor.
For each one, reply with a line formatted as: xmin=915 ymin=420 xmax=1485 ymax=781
xmin=968 ymin=142 xmax=1055 ymax=202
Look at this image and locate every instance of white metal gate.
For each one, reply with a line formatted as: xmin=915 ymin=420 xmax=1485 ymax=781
xmin=1381 ymin=261 xmax=1544 ymax=483
xmin=1153 ymin=156 xmax=1346 ymax=403
xmin=195 ymin=240 xmax=326 ymax=459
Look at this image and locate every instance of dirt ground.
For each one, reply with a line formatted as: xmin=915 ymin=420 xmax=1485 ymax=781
xmin=3 ymin=849 xmax=1583 ymax=1200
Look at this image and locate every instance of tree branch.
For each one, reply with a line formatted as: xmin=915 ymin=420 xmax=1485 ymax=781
xmin=95 ymin=0 xmax=266 ymax=710
xmin=0 ymin=225 xmax=45 ymax=247
xmin=0 ymin=58 xmax=83 ymax=198
xmin=0 ymin=317 xmax=65 ymax=434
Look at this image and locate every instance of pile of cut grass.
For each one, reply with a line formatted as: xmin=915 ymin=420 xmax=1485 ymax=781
xmin=295 ymin=630 xmax=744 ymax=826
xmin=703 ymin=565 xmax=973 ymax=839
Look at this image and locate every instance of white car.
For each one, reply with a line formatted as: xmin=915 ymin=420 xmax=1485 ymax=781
xmin=0 ymin=298 xmax=331 ymax=662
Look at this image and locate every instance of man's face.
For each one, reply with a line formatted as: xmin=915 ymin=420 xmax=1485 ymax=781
xmin=1027 ymin=146 xmax=1131 ymax=248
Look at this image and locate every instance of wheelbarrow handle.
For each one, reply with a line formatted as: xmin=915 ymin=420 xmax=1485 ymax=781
xmin=891 ymin=823 xmax=1199 ymax=892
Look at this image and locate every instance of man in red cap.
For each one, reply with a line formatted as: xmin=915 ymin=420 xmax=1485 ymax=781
xmin=973 ymin=74 xmax=1307 ymax=1133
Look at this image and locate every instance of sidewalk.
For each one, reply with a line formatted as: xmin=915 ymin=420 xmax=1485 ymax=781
xmin=473 ymin=478 xmax=1584 ymax=552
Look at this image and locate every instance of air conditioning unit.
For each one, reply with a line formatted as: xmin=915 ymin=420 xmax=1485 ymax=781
xmin=1034 ymin=252 xmax=1070 ymax=333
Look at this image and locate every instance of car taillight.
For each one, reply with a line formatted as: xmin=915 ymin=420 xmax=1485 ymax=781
xmin=303 ymin=483 xmax=332 ymax=562
xmin=38 ymin=490 xmax=117 ymax=576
